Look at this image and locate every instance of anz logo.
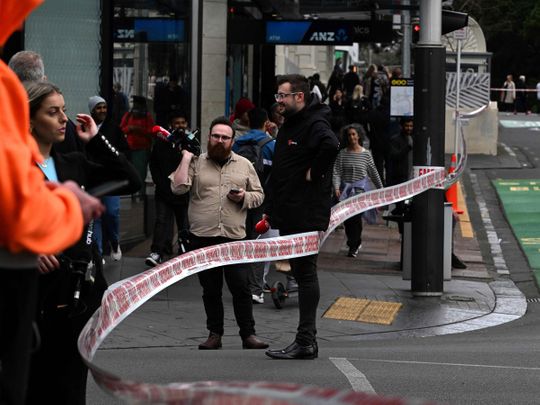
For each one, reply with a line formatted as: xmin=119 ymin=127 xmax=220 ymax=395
xmin=309 ymin=29 xmax=348 ymax=43
xmin=116 ymin=29 xmax=134 ymax=39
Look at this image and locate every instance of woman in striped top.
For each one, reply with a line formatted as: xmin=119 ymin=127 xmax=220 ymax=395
xmin=333 ymin=124 xmax=383 ymax=257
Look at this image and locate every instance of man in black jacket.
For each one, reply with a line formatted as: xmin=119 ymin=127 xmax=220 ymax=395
xmin=265 ymin=74 xmax=339 ymax=360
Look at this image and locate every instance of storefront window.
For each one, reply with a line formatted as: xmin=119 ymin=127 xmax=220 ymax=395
xmin=113 ymin=1 xmax=191 ymax=126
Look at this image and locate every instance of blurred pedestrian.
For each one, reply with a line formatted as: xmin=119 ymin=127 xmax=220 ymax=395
xmin=342 ymin=65 xmax=360 ymax=100
xmin=146 ymin=111 xmax=190 ymax=267
xmin=0 ymin=4 xmax=103 ymax=401
xmin=327 ymin=58 xmax=344 ymax=99
xmin=8 ymin=50 xmax=85 ymax=154
xmin=515 ymin=75 xmax=528 ymax=114
xmin=88 ymin=95 xmax=129 ymax=260
xmin=265 ymin=74 xmax=339 ymax=360
xmin=170 ymin=116 xmax=268 ymax=351
xmin=111 ymin=83 xmax=129 ymax=127
xmin=268 ymin=102 xmax=284 ymax=137
xmin=232 ymin=108 xmax=276 ymax=303
xmin=500 ymin=74 xmax=516 ymax=112
xmin=329 ymin=88 xmax=348 ymax=136
xmin=153 ymin=75 xmax=187 ymax=127
xmin=333 ymin=125 xmax=383 ymax=258
xmin=346 ymin=84 xmax=371 ymax=128
xmin=231 ymin=97 xmax=255 ymax=136
xmin=120 ymin=95 xmax=154 ymax=197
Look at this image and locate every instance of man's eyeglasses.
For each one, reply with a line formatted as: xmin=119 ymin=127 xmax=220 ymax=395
xmin=274 ymin=92 xmax=300 ymax=101
xmin=210 ymin=133 xmax=233 ymax=141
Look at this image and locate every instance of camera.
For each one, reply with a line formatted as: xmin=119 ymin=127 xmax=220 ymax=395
xmin=169 ymin=128 xmax=201 ymax=156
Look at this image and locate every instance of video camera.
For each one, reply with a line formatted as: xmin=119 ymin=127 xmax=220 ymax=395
xmin=152 ymin=126 xmax=201 ymax=156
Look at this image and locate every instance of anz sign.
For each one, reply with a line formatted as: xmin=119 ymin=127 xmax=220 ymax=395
xmin=264 ymin=21 xmax=391 ymax=45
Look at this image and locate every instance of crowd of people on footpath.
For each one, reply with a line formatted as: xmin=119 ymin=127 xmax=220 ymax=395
xmin=0 ymin=3 xmax=469 ymax=402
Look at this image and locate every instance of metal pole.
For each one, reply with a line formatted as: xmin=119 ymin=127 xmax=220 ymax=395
xmin=454 ymin=38 xmax=462 ymax=155
xmin=190 ymin=0 xmax=200 ymax=129
xmin=411 ymin=0 xmax=445 ymax=296
xmin=401 ymin=0 xmax=411 ymax=77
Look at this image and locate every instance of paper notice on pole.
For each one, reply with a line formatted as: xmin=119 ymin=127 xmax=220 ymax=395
xmin=390 ymin=78 xmax=414 ymax=117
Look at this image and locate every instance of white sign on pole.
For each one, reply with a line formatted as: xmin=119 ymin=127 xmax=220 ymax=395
xmin=453 ymin=27 xmax=468 ymax=40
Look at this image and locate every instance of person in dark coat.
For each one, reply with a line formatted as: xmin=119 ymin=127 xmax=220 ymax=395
xmin=24 ymin=81 xmax=141 ymax=405
xmin=88 ymin=95 xmax=130 ymax=259
xmin=145 ymin=111 xmax=190 ymax=267
xmin=342 ymin=65 xmax=360 ymax=100
xmin=265 ymin=74 xmax=339 ymax=360
xmin=387 ymin=117 xmax=413 ymax=188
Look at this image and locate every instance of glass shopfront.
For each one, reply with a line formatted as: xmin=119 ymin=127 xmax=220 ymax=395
xmin=112 ymin=1 xmax=192 ymax=127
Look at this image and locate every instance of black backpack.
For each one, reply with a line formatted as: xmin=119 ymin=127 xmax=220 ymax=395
xmin=235 ymin=136 xmax=273 ymax=179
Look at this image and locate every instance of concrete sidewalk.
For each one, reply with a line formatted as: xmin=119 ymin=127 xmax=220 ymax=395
xmin=98 ymin=211 xmax=525 ymax=352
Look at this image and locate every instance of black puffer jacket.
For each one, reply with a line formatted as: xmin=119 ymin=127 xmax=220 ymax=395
xmin=265 ymin=98 xmax=339 ymax=233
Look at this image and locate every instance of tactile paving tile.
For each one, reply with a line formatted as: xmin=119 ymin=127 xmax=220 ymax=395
xmin=323 ymin=297 xmax=402 ymax=325
xmin=323 ymin=297 xmax=370 ymax=321
xmin=356 ymin=301 xmax=403 ymax=325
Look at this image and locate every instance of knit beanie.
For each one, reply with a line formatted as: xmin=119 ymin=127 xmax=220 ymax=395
xmin=234 ymin=97 xmax=255 ymax=117
xmin=88 ymin=95 xmax=106 ymax=113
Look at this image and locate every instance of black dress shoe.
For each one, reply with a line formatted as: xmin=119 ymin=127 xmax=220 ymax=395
xmin=242 ymin=335 xmax=269 ymax=349
xmin=198 ymin=332 xmax=222 ymax=350
xmin=265 ymin=341 xmax=318 ymax=359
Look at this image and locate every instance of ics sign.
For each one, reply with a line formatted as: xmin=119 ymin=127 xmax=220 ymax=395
xmin=265 ymin=20 xmax=391 ymax=45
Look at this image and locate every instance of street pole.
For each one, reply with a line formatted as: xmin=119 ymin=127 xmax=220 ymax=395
xmin=454 ymin=37 xmax=462 ymax=155
xmin=401 ymin=0 xmax=411 ymax=77
xmin=411 ymin=0 xmax=445 ymax=296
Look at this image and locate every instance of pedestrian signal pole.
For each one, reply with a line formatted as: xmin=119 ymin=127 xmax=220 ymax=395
xmin=411 ymin=0 xmax=445 ymax=296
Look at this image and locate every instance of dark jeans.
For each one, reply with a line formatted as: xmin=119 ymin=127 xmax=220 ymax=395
xmin=344 ymin=214 xmax=363 ymax=251
xmin=245 ymin=206 xmax=265 ymax=295
xmin=289 ymin=254 xmax=320 ymax=346
xmin=151 ymin=196 xmax=188 ymax=255
xmin=189 ymin=234 xmax=255 ymax=339
xmin=0 ymin=268 xmax=38 ymax=405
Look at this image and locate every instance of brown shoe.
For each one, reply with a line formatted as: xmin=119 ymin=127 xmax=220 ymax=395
xmin=242 ymin=335 xmax=269 ymax=349
xmin=198 ymin=332 xmax=222 ymax=350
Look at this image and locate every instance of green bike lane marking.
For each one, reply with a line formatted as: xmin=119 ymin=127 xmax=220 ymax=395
xmin=493 ymin=180 xmax=540 ymax=283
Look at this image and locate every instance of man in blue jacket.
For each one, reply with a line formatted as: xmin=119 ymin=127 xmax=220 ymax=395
xmin=264 ymin=74 xmax=339 ymax=359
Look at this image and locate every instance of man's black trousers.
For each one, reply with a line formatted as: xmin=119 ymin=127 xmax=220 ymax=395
xmin=189 ymin=234 xmax=256 ymax=339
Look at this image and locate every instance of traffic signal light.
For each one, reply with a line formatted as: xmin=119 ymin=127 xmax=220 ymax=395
xmin=442 ymin=10 xmax=468 ymax=35
xmin=410 ymin=10 xmax=468 ymax=44
xmin=412 ymin=22 xmax=421 ymax=43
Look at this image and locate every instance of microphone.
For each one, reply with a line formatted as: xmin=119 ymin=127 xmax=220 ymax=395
xmin=152 ymin=125 xmax=172 ymax=142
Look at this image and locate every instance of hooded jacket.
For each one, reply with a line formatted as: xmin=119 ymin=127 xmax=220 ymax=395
xmin=232 ymin=128 xmax=275 ymax=185
xmin=265 ymin=97 xmax=339 ymax=233
xmin=0 ymin=0 xmax=83 ymax=262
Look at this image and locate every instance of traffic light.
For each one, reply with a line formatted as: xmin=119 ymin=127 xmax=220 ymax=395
xmin=410 ymin=10 xmax=468 ymax=44
xmin=412 ymin=21 xmax=421 ymax=43
xmin=442 ymin=10 xmax=468 ymax=35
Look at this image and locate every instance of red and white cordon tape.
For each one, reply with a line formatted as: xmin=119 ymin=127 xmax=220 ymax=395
xmin=78 ymin=168 xmax=446 ymax=404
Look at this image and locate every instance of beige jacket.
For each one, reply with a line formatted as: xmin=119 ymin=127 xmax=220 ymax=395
xmin=170 ymin=152 xmax=264 ymax=239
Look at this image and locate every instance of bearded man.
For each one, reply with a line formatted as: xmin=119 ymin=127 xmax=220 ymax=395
xmin=170 ymin=116 xmax=268 ymax=351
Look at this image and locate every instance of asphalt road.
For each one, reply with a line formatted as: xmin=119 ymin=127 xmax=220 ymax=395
xmin=87 ymin=113 xmax=540 ymax=404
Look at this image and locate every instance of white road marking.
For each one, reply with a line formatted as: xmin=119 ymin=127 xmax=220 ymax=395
xmin=352 ymin=358 xmax=540 ymax=371
xmin=469 ymin=173 xmax=510 ymax=275
xmin=329 ymin=357 xmax=376 ymax=393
